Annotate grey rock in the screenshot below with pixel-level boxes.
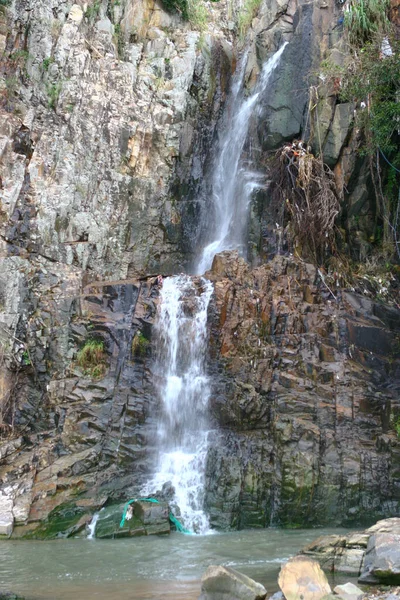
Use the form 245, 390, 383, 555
199, 565, 267, 600
359, 533, 400, 584
333, 583, 364, 600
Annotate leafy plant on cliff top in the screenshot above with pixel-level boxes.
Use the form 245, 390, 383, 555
161, 0, 189, 20
339, 37, 400, 257
344, 0, 390, 46
238, 0, 262, 39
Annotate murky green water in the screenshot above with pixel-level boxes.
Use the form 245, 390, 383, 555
0, 529, 357, 599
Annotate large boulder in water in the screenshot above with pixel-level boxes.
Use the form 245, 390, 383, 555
94, 501, 170, 538
278, 556, 331, 600
359, 520, 400, 584
198, 565, 267, 600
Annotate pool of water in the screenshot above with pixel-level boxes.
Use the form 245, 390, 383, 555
0, 528, 358, 599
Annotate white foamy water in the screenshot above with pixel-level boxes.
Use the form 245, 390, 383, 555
196, 42, 288, 274
143, 275, 213, 534
87, 513, 99, 540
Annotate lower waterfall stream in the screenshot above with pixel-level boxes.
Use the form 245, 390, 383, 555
142, 275, 213, 533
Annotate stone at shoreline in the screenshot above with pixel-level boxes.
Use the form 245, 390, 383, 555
278, 556, 331, 600
301, 518, 400, 578
94, 501, 170, 539
0, 593, 25, 599
199, 565, 267, 600
0, 495, 14, 538
333, 583, 364, 600
359, 533, 400, 584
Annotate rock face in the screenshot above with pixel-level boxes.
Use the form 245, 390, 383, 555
199, 565, 267, 600
0, 0, 399, 539
204, 253, 400, 529
278, 556, 331, 600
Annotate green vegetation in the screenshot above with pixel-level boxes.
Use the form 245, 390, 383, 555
393, 416, 400, 439
77, 339, 107, 378
161, 0, 189, 20
10, 49, 30, 67
131, 331, 149, 358
340, 39, 400, 155
0, 0, 12, 6
42, 56, 54, 72
47, 81, 62, 109
238, 0, 262, 39
340, 36, 400, 257
344, 0, 390, 46
160, 0, 218, 25
4, 75, 18, 97
113, 23, 125, 59
188, 0, 208, 31
21, 350, 31, 366
85, 1, 101, 20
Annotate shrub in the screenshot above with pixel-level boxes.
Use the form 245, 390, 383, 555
340, 38, 400, 155
238, 0, 262, 39
42, 57, 54, 72
344, 0, 390, 46
131, 332, 149, 358
161, 0, 189, 20
47, 81, 62, 109
85, 1, 101, 20
77, 339, 107, 378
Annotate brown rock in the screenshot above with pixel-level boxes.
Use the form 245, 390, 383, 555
278, 556, 331, 600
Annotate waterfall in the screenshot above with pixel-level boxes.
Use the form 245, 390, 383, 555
143, 44, 288, 534
143, 275, 213, 534
196, 42, 288, 274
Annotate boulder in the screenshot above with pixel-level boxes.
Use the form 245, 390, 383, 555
359, 533, 400, 584
333, 583, 364, 600
278, 556, 331, 600
199, 565, 267, 600
94, 501, 170, 539
0, 495, 14, 538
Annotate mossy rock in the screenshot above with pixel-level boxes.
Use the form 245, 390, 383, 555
94, 501, 171, 538
95, 504, 146, 539
22, 502, 88, 540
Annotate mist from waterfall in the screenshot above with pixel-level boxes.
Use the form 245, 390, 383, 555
196, 42, 288, 274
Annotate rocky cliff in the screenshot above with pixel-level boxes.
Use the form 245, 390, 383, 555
0, 0, 399, 538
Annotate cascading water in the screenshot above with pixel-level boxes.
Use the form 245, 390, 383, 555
143, 275, 213, 533
197, 42, 288, 275
144, 44, 288, 534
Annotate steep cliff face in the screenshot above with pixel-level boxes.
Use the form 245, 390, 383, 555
0, 0, 399, 539
205, 251, 400, 529
0, 0, 236, 537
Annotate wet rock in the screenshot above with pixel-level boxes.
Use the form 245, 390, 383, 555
205, 253, 400, 529
0, 495, 14, 538
95, 501, 170, 539
278, 556, 331, 600
301, 519, 400, 579
359, 533, 400, 584
333, 583, 364, 600
199, 565, 267, 600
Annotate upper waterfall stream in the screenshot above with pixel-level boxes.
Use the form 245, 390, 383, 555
196, 42, 288, 274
